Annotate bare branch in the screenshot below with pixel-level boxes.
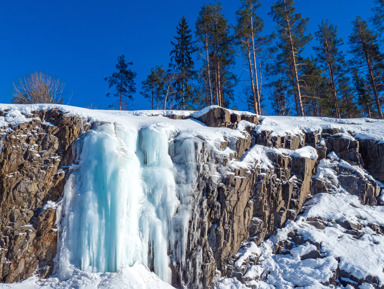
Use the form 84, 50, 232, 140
12, 72, 64, 104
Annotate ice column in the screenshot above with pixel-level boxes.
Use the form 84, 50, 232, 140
57, 123, 181, 283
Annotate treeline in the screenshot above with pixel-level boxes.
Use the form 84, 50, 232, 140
105, 0, 384, 119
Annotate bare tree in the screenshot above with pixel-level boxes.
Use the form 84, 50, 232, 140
12, 72, 64, 104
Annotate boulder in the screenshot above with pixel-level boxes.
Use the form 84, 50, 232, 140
195, 107, 258, 128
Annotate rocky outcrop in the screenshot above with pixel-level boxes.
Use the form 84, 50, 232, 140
170, 135, 317, 288
252, 130, 305, 150
195, 106, 258, 129
0, 109, 88, 282
359, 139, 384, 183
176, 107, 383, 289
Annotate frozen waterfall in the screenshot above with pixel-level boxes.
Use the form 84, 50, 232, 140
56, 122, 198, 284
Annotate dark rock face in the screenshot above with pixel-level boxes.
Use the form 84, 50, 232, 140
182, 107, 384, 289
359, 139, 384, 183
0, 109, 88, 282
195, 106, 258, 128
170, 136, 316, 288
253, 130, 305, 150
338, 172, 381, 206
325, 134, 362, 165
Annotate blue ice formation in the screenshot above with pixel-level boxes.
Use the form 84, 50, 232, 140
56, 122, 199, 283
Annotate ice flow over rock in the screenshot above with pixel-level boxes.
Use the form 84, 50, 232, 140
56, 122, 194, 284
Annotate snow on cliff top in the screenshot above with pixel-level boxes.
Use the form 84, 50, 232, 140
0, 104, 383, 143
257, 115, 384, 143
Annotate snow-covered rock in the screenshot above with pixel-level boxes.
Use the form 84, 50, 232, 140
0, 105, 382, 289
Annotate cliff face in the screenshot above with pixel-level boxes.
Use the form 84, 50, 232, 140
173, 108, 384, 288
0, 109, 88, 282
0, 106, 383, 289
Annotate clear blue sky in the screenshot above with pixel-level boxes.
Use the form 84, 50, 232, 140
0, 0, 375, 111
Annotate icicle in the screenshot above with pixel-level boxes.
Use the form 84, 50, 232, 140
57, 122, 199, 284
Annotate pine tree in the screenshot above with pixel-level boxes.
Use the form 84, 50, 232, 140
314, 20, 344, 118
196, 2, 237, 108
352, 68, 375, 118
300, 57, 329, 116
170, 17, 197, 109
349, 17, 384, 119
196, 4, 215, 106
141, 66, 166, 110
269, 0, 312, 116
235, 0, 272, 114
105, 55, 136, 110
338, 75, 359, 118
372, 0, 384, 35
270, 80, 290, 116
163, 66, 179, 109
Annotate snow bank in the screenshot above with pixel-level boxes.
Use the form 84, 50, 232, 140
0, 264, 174, 289
257, 115, 384, 142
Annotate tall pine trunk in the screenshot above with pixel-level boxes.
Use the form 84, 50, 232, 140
119, 76, 123, 110
326, 62, 341, 118
285, 1, 304, 116
156, 85, 159, 110
246, 40, 258, 114
250, 15, 261, 115
204, 33, 214, 106
291, 74, 300, 115
217, 61, 223, 107
364, 50, 384, 119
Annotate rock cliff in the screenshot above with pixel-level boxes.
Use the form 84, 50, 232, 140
0, 106, 383, 289
0, 109, 88, 282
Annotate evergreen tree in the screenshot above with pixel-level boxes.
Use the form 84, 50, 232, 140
270, 80, 290, 115
313, 20, 358, 118
196, 4, 214, 106
196, 2, 237, 108
300, 57, 328, 116
349, 17, 384, 119
314, 20, 344, 118
352, 68, 375, 118
163, 65, 179, 109
338, 75, 359, 118
372, 0, 384, 35
141, 66, 166, 110
170, 17, 197, 109
235, 0, 272, 114
269, 0, 312, 116
105, 55, 136, 110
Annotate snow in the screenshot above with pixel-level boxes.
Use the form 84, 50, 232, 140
0, 108, 32, 128
291, 146, 318, 160
0, 264, 174, 289
234, 242, 261, 269
333, 132, 356, 141
42, 201, 57, 211
235, 144, 318, 174
191, 105, 257, 119
256, 115, 384, 143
